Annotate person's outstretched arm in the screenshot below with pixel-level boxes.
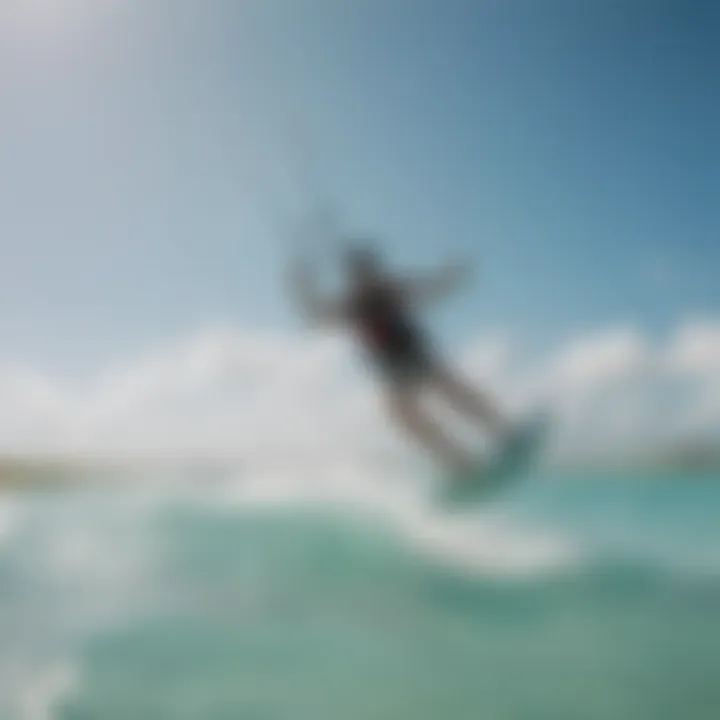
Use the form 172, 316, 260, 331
398, 258, 474, 307
286, 256, 348, 326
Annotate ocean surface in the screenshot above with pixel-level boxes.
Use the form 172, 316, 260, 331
1, 462, 719, 720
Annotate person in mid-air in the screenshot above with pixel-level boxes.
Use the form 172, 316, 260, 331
288, 244, 509, 472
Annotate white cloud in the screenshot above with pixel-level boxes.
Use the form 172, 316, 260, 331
547, 328, 650, 397
666, 320, 720, 377
0, 319, 718, 463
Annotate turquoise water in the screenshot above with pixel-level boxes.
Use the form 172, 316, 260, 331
1, 470, 719, 719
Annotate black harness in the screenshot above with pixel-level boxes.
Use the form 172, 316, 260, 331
350, 281, 424, 362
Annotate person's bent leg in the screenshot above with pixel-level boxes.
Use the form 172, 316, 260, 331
430, 367, 507, 438
386, 385, 470, 470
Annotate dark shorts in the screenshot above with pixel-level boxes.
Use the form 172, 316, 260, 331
374, 345, 438, 389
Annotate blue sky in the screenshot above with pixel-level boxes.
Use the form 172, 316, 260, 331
0, 0, 718, 372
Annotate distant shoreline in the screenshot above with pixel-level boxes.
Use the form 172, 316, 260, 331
0, 455, 717, 493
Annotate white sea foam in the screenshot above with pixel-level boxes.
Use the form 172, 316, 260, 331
17, 660, 79, 720
0, 491, 166, 719
0, 498, 24, 551
194, 452, 580, 579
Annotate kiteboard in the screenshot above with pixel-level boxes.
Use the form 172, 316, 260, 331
438, 412, 550, 506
